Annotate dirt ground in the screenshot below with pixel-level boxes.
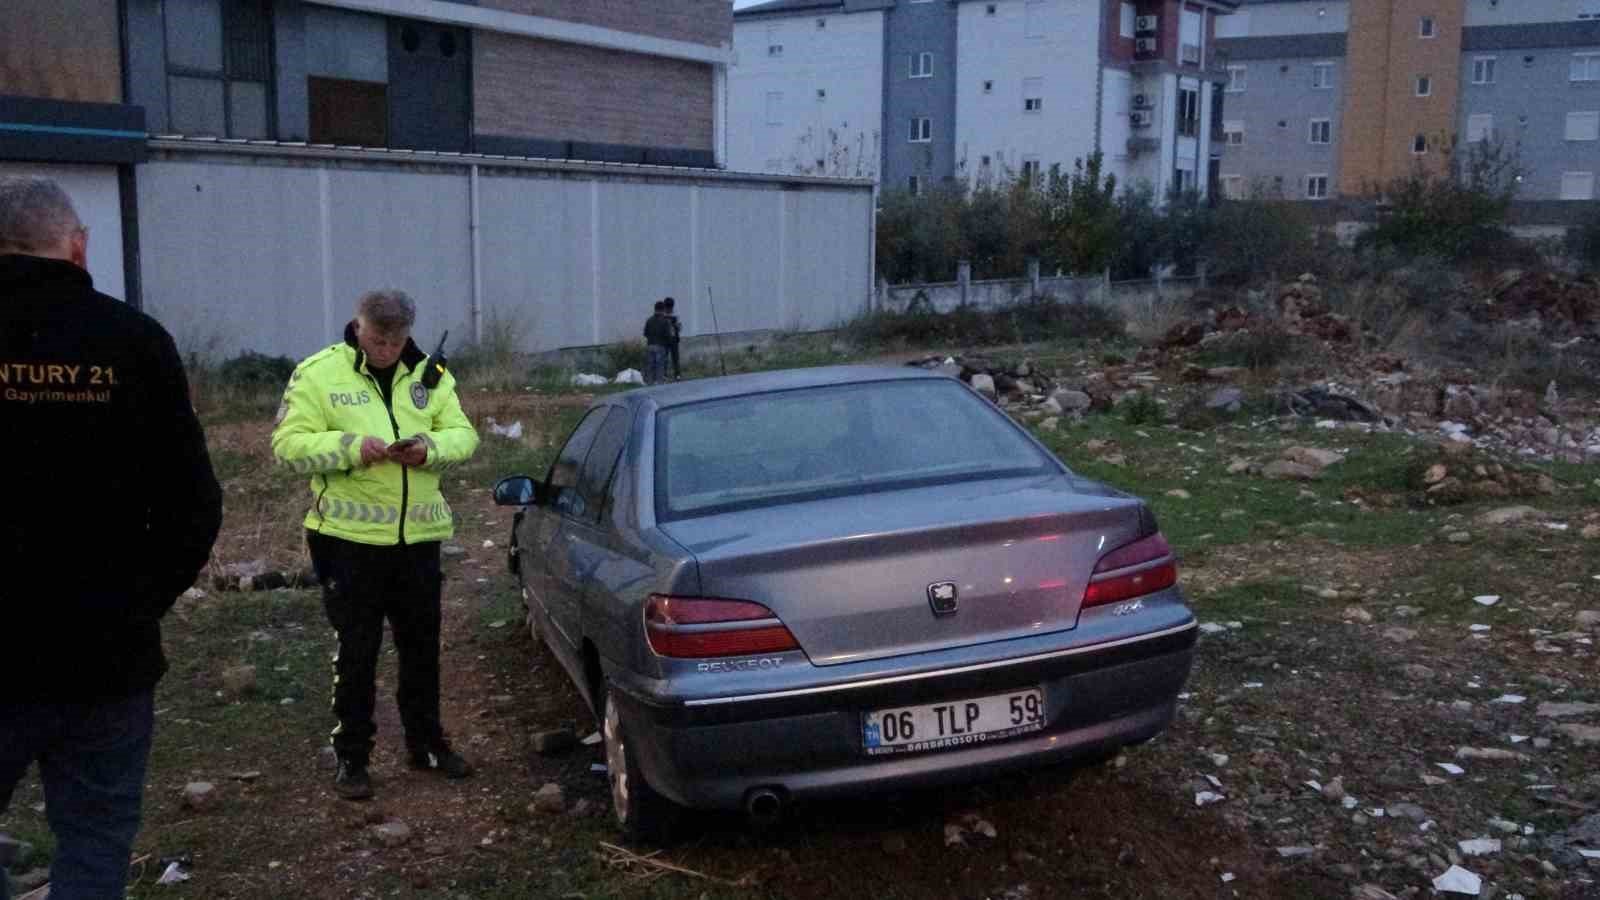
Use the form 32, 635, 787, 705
4, 370, 1599, 900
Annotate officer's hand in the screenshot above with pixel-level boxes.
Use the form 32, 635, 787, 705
360, 437, 389, 465
390, 441, 427, 467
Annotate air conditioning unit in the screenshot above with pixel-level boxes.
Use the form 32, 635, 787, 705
1135, 15, 1159, 33
1131, 110, 1154, 128
1132, 93, 1152, 109
1135, 37, 1158, 56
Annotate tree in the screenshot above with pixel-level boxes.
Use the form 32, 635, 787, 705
1359, 135, 1524, 262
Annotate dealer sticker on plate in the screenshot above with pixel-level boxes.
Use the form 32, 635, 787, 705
863, 688, 1045, 756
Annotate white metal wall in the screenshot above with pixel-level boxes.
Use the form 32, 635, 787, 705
0, 161, 126, 301
135, 147, 874, 359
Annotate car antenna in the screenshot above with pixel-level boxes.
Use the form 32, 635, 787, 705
707, 285, 727, 376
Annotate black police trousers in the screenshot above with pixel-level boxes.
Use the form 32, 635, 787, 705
307, 531, 444, 764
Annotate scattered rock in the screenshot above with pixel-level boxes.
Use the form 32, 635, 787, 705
1206, 387, 1244, 414
1401, 664, 1435, 681
182, 782, 216, 810
1283, 446, 1345, 469
1558, 723, 1600, 746
1321, 777, 1346, 803
1387, 803, 1428, 822
1432, 864, 1482, 895
1382, 627, 1418, 644
1537, 701, 1600, 719
1276, 846, 1315, 859
970, 374, 997, 399
1477, 505, 1539, 526
530, 783, 565, 814
532, 729, 578, 756
1447, 532, 1473, 543
1263, 460, 1321, 481
221, 664, 257, 698
373, 820, 412, 847
1582, 524, 1600, 540
1165, 488, 1192, 500
1344, 607, 1374, 624
1039, 417, 1060, 432
1576, 610, 1600, 630
1100, 453, 1127, 467
1052, 389, 1092, 413
1425, 464, 1449, 485
442, 544, 466, 557
1456, 747, 1529, 763
1458, 838, 1501, 857
1226, 458, 1251, 475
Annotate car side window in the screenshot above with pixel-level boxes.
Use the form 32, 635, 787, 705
547, 409, 607, 521
573, 407, 631, 524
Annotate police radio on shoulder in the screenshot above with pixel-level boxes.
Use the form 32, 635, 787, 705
421, 330, 449, 390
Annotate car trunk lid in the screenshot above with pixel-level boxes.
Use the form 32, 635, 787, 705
658, 475, 1147, 666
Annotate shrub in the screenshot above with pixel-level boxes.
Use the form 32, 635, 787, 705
603, 339, 649, 375
1119, 390, 1162, 425
217, 352, 296, 389
846, 295, 1125, 349
1192, 323, 1306, 371
1358, 137, 1523, 263
1564, 202, 1600, 272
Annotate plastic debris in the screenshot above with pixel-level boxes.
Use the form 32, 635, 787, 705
1220, 873, 1236, 883
1470, 624, 1492, 632
580, 731, 602, 746
613, 369, 644, 385
1199, 622, 1228, 635
1473, 595, 1500, 606
1458, 838, 1501, 857
1342, 796, 1359, 810
156, 860, 192, 885
485, 418, 523, 439
570, 373, 608, 387
589, 763, 608, 774
1436, 763, 1466, 775
1579, 849, 1600, 859
1432, 865, 1482, 895
1493, 694, 1527, 705
1509, 734, 1529, 743
1195, 791, 1226, 807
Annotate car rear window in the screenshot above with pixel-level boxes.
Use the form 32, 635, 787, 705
654, 379, 1056, 521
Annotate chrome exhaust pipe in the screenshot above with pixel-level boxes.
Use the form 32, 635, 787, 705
744, 787, 785, 827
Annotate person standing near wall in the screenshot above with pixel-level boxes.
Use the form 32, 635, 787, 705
0, 175, 223, 899
271, 291, 480, 800
662, 297, 682, 381
643, 300, 672, 385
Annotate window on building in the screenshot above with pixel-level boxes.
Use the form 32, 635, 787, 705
908, 175, 923, 196
1226, 65, 1247, 92
1572, 53, 1600, 82
1562, 171, 1596, 199
1220, 175, 1245, 200
1472, 56, 1497, 84
1121, 2, 1136, 38
765, 92, 783, 125
1223, 120, 1244, 146
816, 88, 827, 101
1313, 62, 1335, 89
1173, 167, 1195, 193
1306, 174, 1329, 199
817, 17, 826, 28
1413, 133, 1428, 154
1581, 1, 1600, 19
986, 3, 998, 15
1023, 77, 1043, 112
1466, 113, 1494, 143
1419, 16, 1435, 38
767, 25, 783, 56
1415, 75, 1432, 96
1025, 0, 1045, 37
1273, 175, 1284, 195
1567, 110, 1600, 141
983, 80, 994, 94
1308, 118, 1332, 144
165, 0, 274, 139
1177, 86, 1200, 138
309, 77, 385, 146
911, 51, 933, 78
1021, 157, 1041, 185
1180, 8, 1202, 65
909, 116, 932, 142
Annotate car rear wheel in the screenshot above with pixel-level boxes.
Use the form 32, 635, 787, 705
601, 682, 676, 843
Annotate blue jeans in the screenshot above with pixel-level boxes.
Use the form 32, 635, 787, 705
0, 690, 154, 900
646, 345, 670, 384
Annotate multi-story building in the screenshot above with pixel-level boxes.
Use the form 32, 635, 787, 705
3, 0, 736, 306
1217, 0, 1600, 202
731, 0, 1239, 200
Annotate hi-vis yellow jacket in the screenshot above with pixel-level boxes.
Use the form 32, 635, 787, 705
271, 324, 479, 546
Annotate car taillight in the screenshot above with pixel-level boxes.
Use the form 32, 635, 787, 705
1082, 533, 1177, 609
644, 594, 800, 658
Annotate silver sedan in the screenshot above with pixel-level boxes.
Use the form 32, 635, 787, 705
494, 366, 1196, 841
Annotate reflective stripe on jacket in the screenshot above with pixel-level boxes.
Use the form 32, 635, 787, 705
270, 325, 479, 546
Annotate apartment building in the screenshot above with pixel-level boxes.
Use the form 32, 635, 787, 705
731, 0, 1239, 200
1216, 0, 1600, 202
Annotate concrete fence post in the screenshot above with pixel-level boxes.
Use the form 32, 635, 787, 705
1198, 259, 1209, 290
877, 276, 889, 313
958, 260, 971, 306
1027, 258, 1040, 297
1102, 267, 1111, 304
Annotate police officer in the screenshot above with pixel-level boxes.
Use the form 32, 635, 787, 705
271, 290, 479, 800
0, 176, 223, 898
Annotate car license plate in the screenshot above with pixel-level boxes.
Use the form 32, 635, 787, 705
863, 688, 1045, 756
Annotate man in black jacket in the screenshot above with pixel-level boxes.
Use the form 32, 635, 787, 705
0, 176, 222, 900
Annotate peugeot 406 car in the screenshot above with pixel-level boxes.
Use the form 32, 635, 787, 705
492, 366, 1196, 840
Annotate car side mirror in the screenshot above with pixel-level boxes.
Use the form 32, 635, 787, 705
493, 475, 542, 507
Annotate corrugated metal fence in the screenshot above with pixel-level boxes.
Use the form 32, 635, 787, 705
135, 139, 876, 359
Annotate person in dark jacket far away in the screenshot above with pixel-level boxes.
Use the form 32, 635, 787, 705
662, 296, 682, 380
643, 300, 673, 385
0, 175, 223, 900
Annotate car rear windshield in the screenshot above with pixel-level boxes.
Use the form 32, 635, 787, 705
654, 379, 1057, 521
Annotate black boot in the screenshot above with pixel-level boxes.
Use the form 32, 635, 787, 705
408, 741, 473, 779
334, 758, 374, 800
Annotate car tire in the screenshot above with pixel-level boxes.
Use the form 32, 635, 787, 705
601, 681, 677, 844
